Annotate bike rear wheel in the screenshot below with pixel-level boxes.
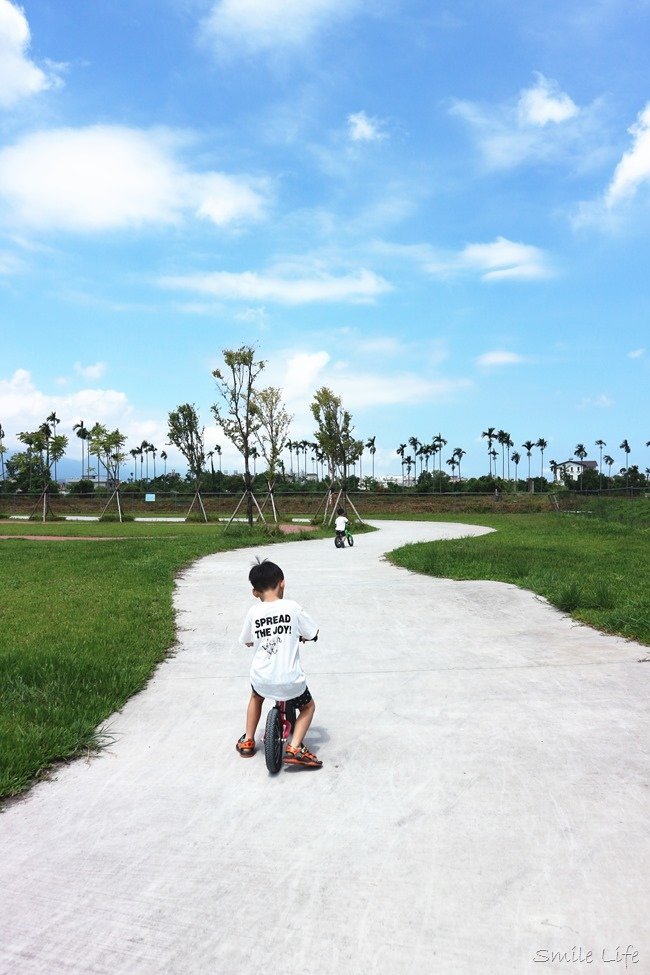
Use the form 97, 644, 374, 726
264, 705, 283, 774
334, 534, 344, 548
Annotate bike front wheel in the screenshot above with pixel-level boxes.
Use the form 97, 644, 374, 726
264, 705, 283, 774
347, 534, 354, 546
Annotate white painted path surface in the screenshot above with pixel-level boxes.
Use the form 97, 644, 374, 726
1, 520, 648, 974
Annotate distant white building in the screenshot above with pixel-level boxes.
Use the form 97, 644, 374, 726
554, 459, 598, 482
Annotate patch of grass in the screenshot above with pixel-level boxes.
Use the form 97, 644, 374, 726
386, 511, 649, 647
0, 521, 328, 800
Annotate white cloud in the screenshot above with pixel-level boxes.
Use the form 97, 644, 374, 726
0, 367, 190, 471
375, 235, 552, 281
74, 361, 107, 381
450, 73, 584, 169
200, 0, 361, 55
475, 350, 527, 368
517, 73, 579, 127
0, 0, 62, 108
604, 102, 650, 207
159, 267, 392, 304
0, 126, 269, 232
577, 393, 614, 410
347, 111, 386, 143
427, 236, 553, 282
263, 349, 472, 437
627, 348, 646, 359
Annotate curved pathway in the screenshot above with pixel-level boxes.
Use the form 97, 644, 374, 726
1, 521, 648, 974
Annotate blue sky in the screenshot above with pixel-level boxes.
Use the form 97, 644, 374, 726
1, 0, 648, 478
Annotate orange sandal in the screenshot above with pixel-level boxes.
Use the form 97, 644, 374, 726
236, 734, 255, 756
284, 744, 322, 768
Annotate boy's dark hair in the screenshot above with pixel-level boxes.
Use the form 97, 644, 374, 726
249, 559, 284, 592
337, 507, 345, 515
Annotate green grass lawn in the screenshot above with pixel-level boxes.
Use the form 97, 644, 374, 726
0, 521, 323, 800
386, 508, 649, 647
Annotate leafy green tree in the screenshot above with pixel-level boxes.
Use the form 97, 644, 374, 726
88, 425, 127, 486
311, 387, 363, 486
211, 345, 265, 525
168, 404, 206, 488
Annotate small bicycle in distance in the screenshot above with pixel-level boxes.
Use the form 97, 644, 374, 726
334, 524, 354, 548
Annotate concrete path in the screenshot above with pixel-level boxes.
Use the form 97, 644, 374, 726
1, 520, 648, 974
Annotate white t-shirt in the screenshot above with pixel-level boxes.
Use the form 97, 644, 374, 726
239, 597, 318, 700
335, 515, 348, 532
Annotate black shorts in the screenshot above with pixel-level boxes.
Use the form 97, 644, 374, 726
251, 684, 312, 709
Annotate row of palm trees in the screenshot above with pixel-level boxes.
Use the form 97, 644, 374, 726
394, 432, 647, 486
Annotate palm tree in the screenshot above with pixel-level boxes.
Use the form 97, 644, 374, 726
482, 427, 497, 476
574, 443, 587, 491
603, 454, 614, 482
595, 439, 606, 490
130, 447, 140, 482
396, 443, 406, 483
160, 449, 168, 480
0, 423, 5, 481
453, 447, 466, 484
446, 455, 457, 483
536, 438, 548, 480
433, 433, 447, 491
549, 459, 558, 483
506, 434, 514, 481
511, 450, 521, 490
408, 436, 420, 475
215, 443, 222, 473
148, 443, 157, 481
522, 440, 535, 483
497, 430, 509, 479
47, 411, 61, 483
365, 436, 376, 481
403, 454, 414, 484
619, 439, 631, 491
73, 420, 89, 480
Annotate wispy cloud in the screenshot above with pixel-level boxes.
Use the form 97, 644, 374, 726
0, 0, 63, 108
577, 393, 614, 410
380, 236, 553, 282
627, 347, 646, 359
159, 266, 392, 305
347, 110, 387, 143
0, 126, 269, 232
475, 350, 527, 368
573, 102, 650, 228
450, 72, 585, 169
604, 102, 650, 206
200, 0, 362, 56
